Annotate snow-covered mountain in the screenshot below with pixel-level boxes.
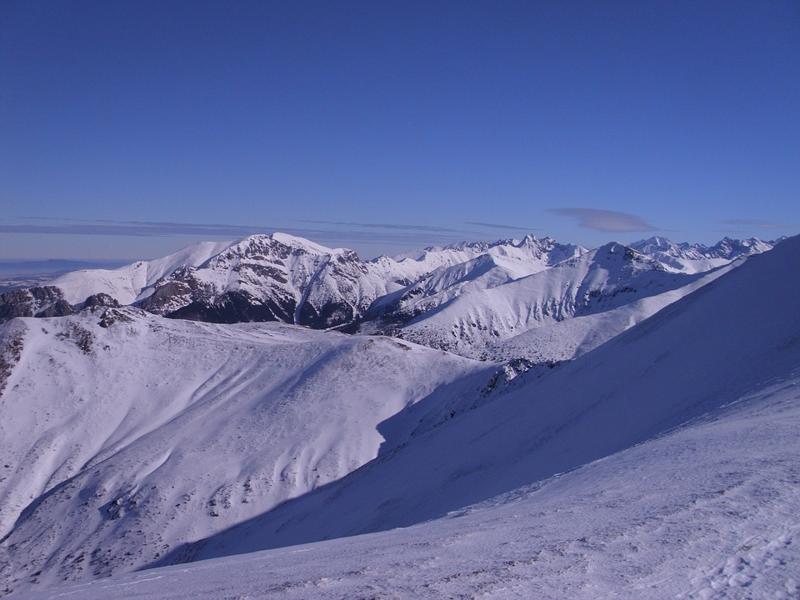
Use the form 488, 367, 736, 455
0, 307, 488, 591
367, 236, 585, 320
155, 234, 800, 588
631, 235, 772, 273
136, 233, 390, 327
50, 241, 234, 305
7, 234, 797, 599
0, 232, 774, 369
1, 234, 770, 341
368, 242, 739, 362
373, 235, 586, 286
41, 234, 586, 329
0, 286, 74, 322
20, 375, 798, 600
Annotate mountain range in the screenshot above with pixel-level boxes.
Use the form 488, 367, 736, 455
1, 231, 796, 598
0, 233, 774, 364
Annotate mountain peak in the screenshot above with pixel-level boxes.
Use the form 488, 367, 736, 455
269, 232, 334, 252
229, 232, 337, 255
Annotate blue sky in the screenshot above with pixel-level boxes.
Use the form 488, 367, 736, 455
1, 0, 798, 259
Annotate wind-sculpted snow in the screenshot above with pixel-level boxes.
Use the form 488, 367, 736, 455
0, 310, 487, 592
170, 235, 800, 567
0, 232, 790, 598
14, 377, 800, 599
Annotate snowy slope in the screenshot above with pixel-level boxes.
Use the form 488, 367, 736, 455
173, 235, 800, 564
0, 309, 487, 593
631, 235, 772, 274
379, 242, 736, 361
1, 236, 796, 598
367, 240, 583, 323
371, 235, 585, 286
146, 234, 585, 328
15, 376, 800, 599
32, 234, 769, 340
12, 234, 799, 600
49, 241, 234, 305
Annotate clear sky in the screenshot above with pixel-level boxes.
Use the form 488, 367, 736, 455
1, 0, 798, 260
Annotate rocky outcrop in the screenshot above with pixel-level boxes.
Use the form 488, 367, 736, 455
0, 286, 74, 323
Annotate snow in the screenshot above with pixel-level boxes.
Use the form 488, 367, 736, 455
38, 233, 771, 346
49, 241, 234, 305
1, 233, 795, 598
630, 236, 772, 274
373, 235, 586, 287
12, 358, 800, 599
382, 242, 740, 362
168, 236, 799, 568
0, 310, 487, 592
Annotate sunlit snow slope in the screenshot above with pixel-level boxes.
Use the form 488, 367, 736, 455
12, 235, 799, 600
0, 310, 487, 593
17, 376, 800, 599
49, 241, 234, 305
174, 236, 800, 567
380, 242, 739, 361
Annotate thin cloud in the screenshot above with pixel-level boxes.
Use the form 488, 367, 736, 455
0, 217, 485, 258
464, 221, 539, 231
0, 222, 267, 238
297, 220, 467, 234
548, 208, 658, 233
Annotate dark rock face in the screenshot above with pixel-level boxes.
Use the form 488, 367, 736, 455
97, 308, 135, 328
0, 329, 24, 397
82, 294, 121, 309
0, 287, 74, 322
138, 279, 198, 315
165, 291, 295, 324
297, 300, 356, 330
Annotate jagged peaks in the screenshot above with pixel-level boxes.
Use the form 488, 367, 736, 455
631, 235, 772, 259
515, 233, 555, 246
709, 236, 772, 258
11, 230, 777, 332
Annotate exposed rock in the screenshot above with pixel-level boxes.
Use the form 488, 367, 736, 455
82, 294, 121, 309
0, 287, 74, 323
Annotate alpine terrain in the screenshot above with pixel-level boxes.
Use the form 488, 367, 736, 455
0, 231, 795, 600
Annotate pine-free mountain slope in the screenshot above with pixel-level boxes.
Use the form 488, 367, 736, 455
0, 235, 794, 598
44, 234, 582, 329
50, 241, 234, 305
380, 242, 738, 361
182, 235, 800, 563
16, 375, 799, 599
482, 260, 736, 364
366, 237, 585, 324
374, 234, 585, 286
630, 235, 773, 273
3, 234, 769, 344
0, 311, 487, 592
